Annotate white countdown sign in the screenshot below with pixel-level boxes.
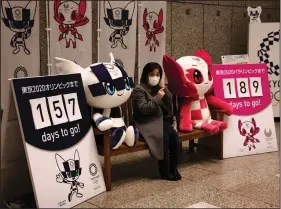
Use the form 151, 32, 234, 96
1, 74, 106, 208
213, 64, 278, 158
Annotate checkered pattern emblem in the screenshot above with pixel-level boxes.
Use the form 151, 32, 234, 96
14, 66, 28, 78
257, 30, 280, 76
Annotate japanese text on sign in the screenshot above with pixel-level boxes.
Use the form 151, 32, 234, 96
216, 68, 265, 76
21, 81, 79, 94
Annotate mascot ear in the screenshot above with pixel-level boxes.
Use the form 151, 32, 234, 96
194, 49, 213, 69
251, 118, 256, 127
238, 120, 242, 130
55, 57, 84, 75
162, 54, 196, 97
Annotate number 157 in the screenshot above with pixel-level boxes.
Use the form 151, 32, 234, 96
29, 93, 82, 130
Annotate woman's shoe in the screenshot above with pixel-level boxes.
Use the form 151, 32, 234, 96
170, 167, 182, 180
160, 174, 178, 181
175, 169, 182, 180
158, 160, 178, 181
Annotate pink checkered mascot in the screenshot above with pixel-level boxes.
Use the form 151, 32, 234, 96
163, 49, 233, 134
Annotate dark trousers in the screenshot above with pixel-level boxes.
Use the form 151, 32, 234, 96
160, 119, 181, 172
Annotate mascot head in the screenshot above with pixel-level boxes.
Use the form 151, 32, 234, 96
55, 53, 133, 109
163, 49, 213, 98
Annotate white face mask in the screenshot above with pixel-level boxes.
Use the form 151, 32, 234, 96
148, 76, 160, 86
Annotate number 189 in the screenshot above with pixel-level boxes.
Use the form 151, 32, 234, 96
222, 77, 263, 99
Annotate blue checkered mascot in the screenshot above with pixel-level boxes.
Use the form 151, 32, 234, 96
55, 53, 139, 149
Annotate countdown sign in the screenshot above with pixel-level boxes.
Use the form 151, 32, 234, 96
3, 74, 105, 208
212, 64, 278, 158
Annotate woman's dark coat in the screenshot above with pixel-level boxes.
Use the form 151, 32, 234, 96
132, 83, 173, 160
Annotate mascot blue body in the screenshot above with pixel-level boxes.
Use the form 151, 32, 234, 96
55, 53, 139, 149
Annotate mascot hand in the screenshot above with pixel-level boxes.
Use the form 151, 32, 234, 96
79, 182, 84, 188
93, 113, 114, 131
179, 119, 195, 132
56, 174, 63, 183
225, 105, 233, 116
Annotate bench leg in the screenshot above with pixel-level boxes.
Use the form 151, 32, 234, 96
219, 132, 223, 160
104, 134, 112, 191
189, 140, 195, 153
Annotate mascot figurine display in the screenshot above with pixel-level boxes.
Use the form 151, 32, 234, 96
55, 53, 139, 149
162, 49, 233, 134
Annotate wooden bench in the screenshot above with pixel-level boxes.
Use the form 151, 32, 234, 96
95, 96, 225, 191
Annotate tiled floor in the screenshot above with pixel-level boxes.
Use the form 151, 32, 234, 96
76, 123, 280, 208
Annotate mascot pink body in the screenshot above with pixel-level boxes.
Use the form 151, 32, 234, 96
163, 49, 233, 134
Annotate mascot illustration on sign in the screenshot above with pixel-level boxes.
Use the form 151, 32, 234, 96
238, 118, 260, 151
103, 1, 135, 49
163, 49, 233, 134
1, 0, 37, 55
55, 53, 139, 149
53, 0, 89, 48
247, 6, 262, 23
143, 8, 164, 52
55, 149, 84, 202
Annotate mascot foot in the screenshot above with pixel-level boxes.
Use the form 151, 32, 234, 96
201, 123, 219, 134
111, 127, 126, 149
76, 193, 83, 198
95, 117, 114, 131
210, 120, 228, 131
124, 126, 139, 147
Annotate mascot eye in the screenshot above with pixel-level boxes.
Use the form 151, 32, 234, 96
250, 127, 253, 133
105, 83, 116, 95
193, 70, 203, 84
242, 129, 246, 134
125, 78, 131, 90
23, 21, 28, 28
71, 10, 77, 20
153, 20, 158, 28
208, 70, 212, 81
10, 21, 16, 28
185, 68, 203, 84
59, 13, 65, 22
110, 19, 115, 26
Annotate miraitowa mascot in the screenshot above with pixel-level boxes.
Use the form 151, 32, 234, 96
162, 49, 233, 134
55, 53, 139, 149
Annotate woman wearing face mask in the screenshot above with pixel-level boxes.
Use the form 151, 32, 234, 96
132, 62, 182, 181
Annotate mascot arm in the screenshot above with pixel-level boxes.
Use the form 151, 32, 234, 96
59, 25, 68, 33
179, 98, 196, 131
132, 87, 163, 115
206, 95, 233, 116
92, 110, 114, 131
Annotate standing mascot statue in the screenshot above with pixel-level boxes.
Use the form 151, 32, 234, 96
163, 49, 233, 134
55, 53, 139, 149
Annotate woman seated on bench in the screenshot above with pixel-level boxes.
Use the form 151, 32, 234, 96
132, 62, 182, 181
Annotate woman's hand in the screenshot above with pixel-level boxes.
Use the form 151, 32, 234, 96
159, 79, 165, 88
157, 88, 166, 99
